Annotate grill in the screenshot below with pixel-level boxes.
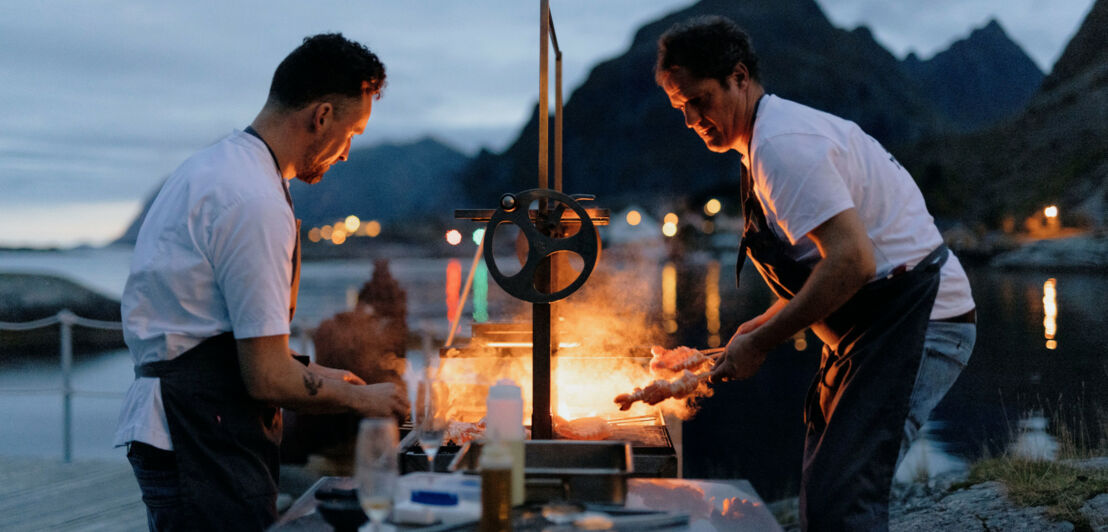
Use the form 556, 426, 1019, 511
400, 0, 677, 482
401, 323, 678, 478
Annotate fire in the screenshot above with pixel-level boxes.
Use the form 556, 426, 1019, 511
432, 257, 714, 430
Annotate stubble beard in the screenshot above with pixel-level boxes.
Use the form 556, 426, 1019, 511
295, 136, 329, 185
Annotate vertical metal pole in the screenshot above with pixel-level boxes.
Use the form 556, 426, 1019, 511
59, 310, 74, 463
532, 302, 552, 439
554, 45, 563, 193
538, 0, 549, 190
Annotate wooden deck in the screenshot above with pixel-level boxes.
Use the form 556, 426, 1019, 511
0, 456, 146, 531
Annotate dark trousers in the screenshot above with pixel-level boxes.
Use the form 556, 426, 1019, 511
127, 442, 188, 532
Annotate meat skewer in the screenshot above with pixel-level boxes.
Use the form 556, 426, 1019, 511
613, 370, 711, 411
649, 345, 723, 375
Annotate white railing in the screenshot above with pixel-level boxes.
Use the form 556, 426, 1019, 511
0, 310, 124, 462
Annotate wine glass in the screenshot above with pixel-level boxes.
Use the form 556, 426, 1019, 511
414, 372, 447, 474
355, 417, 399, 531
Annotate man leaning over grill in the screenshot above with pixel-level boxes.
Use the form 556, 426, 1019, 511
654, 16, 976, 531
114, 34, 409, 531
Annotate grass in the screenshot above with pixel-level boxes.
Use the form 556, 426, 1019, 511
963, 457, 1108, 531
955, 400, 1108, 531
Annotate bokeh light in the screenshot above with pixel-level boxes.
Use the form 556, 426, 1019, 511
308, 227, 321, 243
662, 221, 678, 237
704, 198, 721, 216
344, 215, 360, 233
331, 228, 347, 245
320, 225, 333, 240
625, 210, 642, 226
1044, 205, 1058, 219
365, 220, 381, 237
663, 212, 678, 225
472, 227, 485, 245
446, 229, 463, 246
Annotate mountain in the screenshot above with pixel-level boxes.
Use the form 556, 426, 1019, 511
116, 0, 1047, 239
114, 137, 471, 245
1042, 0, 1108, 91
456, 0, 1037, 211
288, 137, 470, 230
900, 0, 1108, 226
901, 19, 1043, 131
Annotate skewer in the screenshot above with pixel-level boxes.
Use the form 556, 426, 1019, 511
613, 370, 715, 411
606, 414, 658, 426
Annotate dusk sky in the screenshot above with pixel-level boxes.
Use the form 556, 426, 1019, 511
0, 0, 1096, 248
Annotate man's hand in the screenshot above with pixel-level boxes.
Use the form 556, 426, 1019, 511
710, 333, 768, 383
351, 382, 409, 419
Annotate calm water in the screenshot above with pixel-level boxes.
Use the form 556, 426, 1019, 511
1, 247, 1105, 502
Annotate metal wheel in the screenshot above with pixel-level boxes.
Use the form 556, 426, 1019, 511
482, 189, 599, 303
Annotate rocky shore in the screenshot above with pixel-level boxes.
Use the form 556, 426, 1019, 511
0, 272, 125, 357
989, 233, 1108, 271
771, 458, 1108, 531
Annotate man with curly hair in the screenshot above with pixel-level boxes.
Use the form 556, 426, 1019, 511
115, 33, 409, 531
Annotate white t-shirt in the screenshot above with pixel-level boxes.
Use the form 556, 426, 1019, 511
114, 131, 297, 451
738, 95, 974, 320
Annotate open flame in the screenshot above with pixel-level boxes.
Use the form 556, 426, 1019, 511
433, 259, 714, 431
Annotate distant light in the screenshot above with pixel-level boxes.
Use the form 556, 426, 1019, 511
308, 227, 321, 243
320, 225, 333, 240
365, 220, 381, 238
1046, 340, 1057, 350
626, 210, 642, 226
472, 227, 485, 245
331, 228, 347, 245
1044, 206, 1058, 219
704, 198, 722, 216
662, 221, 678, 237
663, 212, 679, 225
446, 229, 462, 246
344, 215, 360, 233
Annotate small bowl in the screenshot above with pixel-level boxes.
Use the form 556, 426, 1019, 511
315, 489, 367, 532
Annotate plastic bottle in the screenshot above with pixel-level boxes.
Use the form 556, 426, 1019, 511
485, 379, 525, 505
479, 440, 513, 532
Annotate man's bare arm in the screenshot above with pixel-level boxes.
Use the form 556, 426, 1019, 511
236, 334, 407, 418
713, 208, 874, 380
744, 208, 875, 351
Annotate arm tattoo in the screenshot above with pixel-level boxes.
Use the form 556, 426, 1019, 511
302, 371, 323, 396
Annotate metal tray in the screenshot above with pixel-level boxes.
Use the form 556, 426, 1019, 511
448, 440, 633, 505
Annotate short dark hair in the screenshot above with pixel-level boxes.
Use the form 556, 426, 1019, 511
655, 16, 760, 87
268, 33, 386, 110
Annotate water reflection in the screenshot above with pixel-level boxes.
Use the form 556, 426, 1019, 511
473, 261, 489, 323
705, 260, 721, 347
1043, 278, 1058, 350
446, 259, 461, 321
662, 262, 677, 334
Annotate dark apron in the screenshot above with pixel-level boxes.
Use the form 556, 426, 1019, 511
736, 148, 946, 531
136, 220, 301, 531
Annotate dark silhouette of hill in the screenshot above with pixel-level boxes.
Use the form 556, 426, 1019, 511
456, 0, 1038, 212
288, 137, 470, 230
900, 0, 1108, 227
901, 19, 1043, 131
114, 137, 471, 245
1042, 0, 1108, 91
